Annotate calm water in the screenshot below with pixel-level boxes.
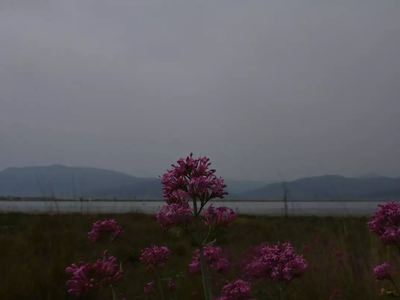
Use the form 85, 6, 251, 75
0, 200, 387, 215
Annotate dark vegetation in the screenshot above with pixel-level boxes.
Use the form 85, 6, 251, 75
0, 213, 397, 300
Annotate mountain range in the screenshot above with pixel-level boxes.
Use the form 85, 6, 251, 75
0, 165, 266, 199
239, 175, 400, 200
0, 165, 398, 200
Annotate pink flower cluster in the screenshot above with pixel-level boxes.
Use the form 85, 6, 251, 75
161, 153, 227, 203
66, 262, 96, 297
368, 202, 400, 245
202, 205, 237, 228
140, 245, 171, 271
157, 154, 232, 232
66, 250, 123, 297
189, 246, 229, 275
374, 262, 395, 281
88, 218, 123, 243
157, 202, 193, 230
245, 242, 307, 282
217, 279, 256, 300
144, 282, 155, 296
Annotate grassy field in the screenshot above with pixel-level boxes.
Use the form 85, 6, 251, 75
0, 212, 397, 300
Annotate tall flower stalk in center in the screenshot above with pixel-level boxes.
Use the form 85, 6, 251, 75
157, 153, 235, 300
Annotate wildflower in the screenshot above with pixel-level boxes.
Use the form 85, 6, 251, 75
245, 242, 307, 282
374, 262, 394, 281
66, 251, 123, 297
217, 279, 256, 300
144, 282, 155, 296
161, 154, 228, 205
156, 202, 193, 230
189, 247, 229, 275
88, 218, 123, 243
66, 262, 97, 297
168, 279, 177, 291
368, 202, 400, 245
92, 250, 124, 286
165, 190, 189, 205
140, 245, 171, 271
202, 205, 237, 228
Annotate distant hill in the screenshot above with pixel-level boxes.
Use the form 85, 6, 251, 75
239, 175, 400, 200
0, 165, 151, 198
224, 179, 267, 195
0, 165, 266, 199
1, 165, 398, 200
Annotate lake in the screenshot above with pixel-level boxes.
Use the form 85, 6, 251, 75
0, 200, 388, 215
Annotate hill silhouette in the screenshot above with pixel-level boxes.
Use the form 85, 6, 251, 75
0, 165, 265, 199
239, 175, 400, 200
0, 165, 149, 198
0, 165, 398, 200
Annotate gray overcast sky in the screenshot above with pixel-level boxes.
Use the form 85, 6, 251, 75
0, 1, 399, 181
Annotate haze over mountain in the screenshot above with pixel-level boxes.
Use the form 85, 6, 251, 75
0, 165, 266, 199
0, 165, 398, 200
239, 175, 400, 201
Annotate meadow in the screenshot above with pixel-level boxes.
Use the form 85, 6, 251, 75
0, 212, 396, 300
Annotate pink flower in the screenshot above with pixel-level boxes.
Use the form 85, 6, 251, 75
374, 262, 394, 281
189, 247, 229, 275
156, 202, 193, 230
368, 202, 400, 245
202, 205, 237, 228
168, 279, 177, 291
66, 262, 97, 297
92, 250, 124, 286
161, 154, 228, 204
245, 242, 307, 282
217, 279, 256, 300
144, 282, 155, 296
66, 251, 123, 297
88, 219, 123, 243
140, 245, 171, 271
165, 190, 189, 205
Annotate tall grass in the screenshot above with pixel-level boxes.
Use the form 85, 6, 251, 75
0, 213, 395, 300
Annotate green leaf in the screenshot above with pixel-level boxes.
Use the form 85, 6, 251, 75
381, 289, 400, 297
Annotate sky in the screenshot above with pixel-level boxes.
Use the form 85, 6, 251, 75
0, 1, 399, 181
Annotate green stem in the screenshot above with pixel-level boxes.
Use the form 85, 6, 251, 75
156, 272, 165, 300
193, 197, 212, 300
396, 244, 400, 259
110, 285, 118, 300
277, 283, 285, 300
390, 279, 400, 296
202, 230, 211, 246
199, 245, 212, 300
